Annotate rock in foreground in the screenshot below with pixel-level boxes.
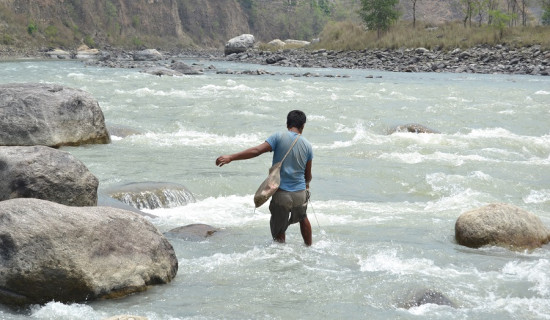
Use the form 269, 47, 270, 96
455, 203, 550, 251
0, 83, 110, 147
0, 198, 178, 306
0, 146, 99, 206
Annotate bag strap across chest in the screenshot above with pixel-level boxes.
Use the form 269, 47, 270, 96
280, 134, 300, 164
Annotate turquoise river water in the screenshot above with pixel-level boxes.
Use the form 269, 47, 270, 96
0, 59, 549, 320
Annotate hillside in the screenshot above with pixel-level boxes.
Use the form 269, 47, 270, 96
0, 0, 545, 52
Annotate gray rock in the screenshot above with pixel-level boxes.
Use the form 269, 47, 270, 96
106, 181, 196, 210
0, 198, 178, 306
0, 83, 110, 147
455, 203, 550, 250
97, 194, 156, 218
400, 288, 455, 309
106, 123, 142, 138
45, 48, 71, 59
224, 34, 255, 55
141, 67, 183, 77
0, 146, 98, 206
389, 123, 439, 134
133, 49, 163, 61
170, 61, 203, 75
165, 224, 219, 241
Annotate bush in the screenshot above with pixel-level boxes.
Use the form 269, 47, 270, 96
84, 35, 95, 48
44, 25, 58, 39
542, 7, 550, 26
27, 22, 37, 35
1, 33, 15, 45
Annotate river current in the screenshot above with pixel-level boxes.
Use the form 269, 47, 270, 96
1, 59, 549, 320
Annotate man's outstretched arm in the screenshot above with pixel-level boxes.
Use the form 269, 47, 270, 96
216, 141, 272, 167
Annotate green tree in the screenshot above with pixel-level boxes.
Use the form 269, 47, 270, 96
489, 9, 515, 39
359, 0, 399, 38
542, 0, 550, 25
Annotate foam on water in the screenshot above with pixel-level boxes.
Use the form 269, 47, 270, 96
523, 189, 550, 204
30, 302, 101, 320
127, 128, 260, 147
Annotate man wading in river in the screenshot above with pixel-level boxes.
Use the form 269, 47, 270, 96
215, 110, 314, 246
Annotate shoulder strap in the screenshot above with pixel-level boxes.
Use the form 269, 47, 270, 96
280, 134, 300, 163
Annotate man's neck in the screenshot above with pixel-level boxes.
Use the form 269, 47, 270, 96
288, 127, 302, 134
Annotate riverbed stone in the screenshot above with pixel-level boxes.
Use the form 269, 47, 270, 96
399, 288, 455, 309
106, 181, 196, 210
133, 49, 163, 61
0, 83, 110, 147
0, 198, 178, 306
170, 61, 203, 75
389, 123, 439, 134
0, 146, 98, 206
165, 224, 219, 241
455, 203, 550, 251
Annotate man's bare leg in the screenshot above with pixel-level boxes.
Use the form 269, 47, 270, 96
300, 217, 312, 246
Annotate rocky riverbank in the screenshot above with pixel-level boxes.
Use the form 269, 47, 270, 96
2, 44, 549, 76
226, 44, 550, 76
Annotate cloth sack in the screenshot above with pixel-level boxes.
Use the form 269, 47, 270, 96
253, 161, 282, 208
253, 134, 300, 208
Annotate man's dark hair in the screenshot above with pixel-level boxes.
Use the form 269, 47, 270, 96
287, 110, 307, 129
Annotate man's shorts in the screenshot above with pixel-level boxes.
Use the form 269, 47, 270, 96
269, 189, 308, 239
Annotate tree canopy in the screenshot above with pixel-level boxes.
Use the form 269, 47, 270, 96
358, 0, 400, 38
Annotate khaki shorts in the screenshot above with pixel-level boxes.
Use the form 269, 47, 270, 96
269, 189, 308, 239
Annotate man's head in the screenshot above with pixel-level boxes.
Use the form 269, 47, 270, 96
287, 110, 307, 130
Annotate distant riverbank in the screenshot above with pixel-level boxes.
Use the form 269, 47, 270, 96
1, 44, 549, 76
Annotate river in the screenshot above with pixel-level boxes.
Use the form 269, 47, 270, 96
0, 59, 549, 319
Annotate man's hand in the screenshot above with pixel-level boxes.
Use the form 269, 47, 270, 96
216, 155, 232, 167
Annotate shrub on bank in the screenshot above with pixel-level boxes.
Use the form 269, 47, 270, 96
313, 20, 550, 51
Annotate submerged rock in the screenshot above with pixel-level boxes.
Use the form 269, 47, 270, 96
0, 198, 178, 306
165, 224, 219, 241
399, 288, 455, 309
0, 83, 110, 147
389, 123, 440, 134
141, 67, 183, 77
170, 61, 203, 75
0, 146, 98, 206
455, 203, 550, 251
106, 181, 196, 210
98, 194, 156, 218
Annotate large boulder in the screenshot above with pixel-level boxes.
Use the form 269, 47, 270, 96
106, 182, 196, 210
224, 34, 255, 56
455, 203, 550, 250
0, 146, 98, 206
0, 83, 110, 147
0, 198, 178, 306
45, 48, 71, 59
76, 45, 100, 60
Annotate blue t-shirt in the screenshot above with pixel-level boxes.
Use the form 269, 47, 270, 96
266, 131, 313, 192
